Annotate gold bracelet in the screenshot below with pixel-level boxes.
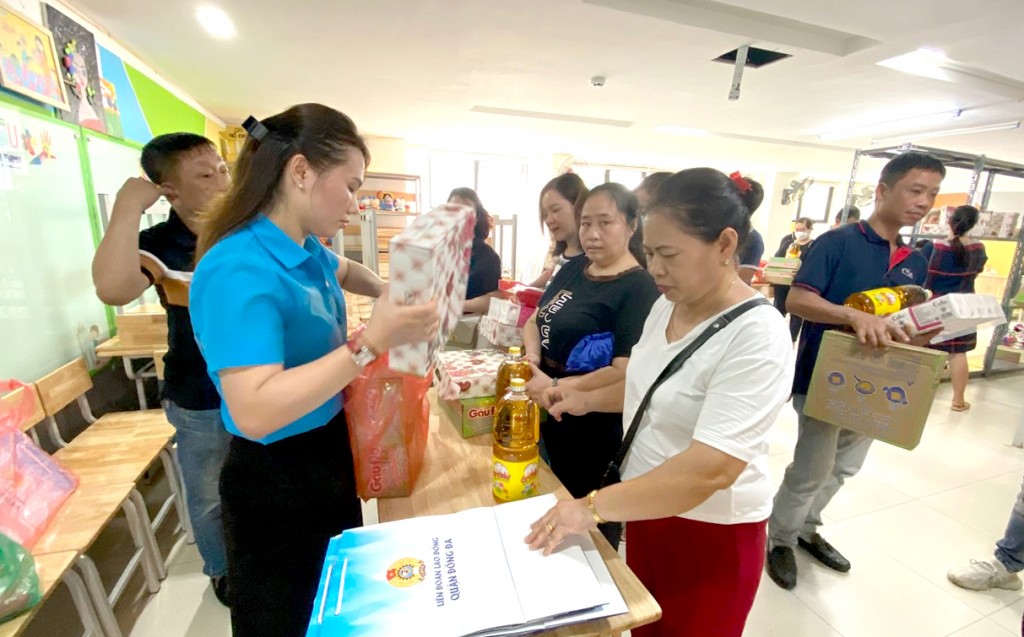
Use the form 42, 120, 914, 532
586, 489, 607, 525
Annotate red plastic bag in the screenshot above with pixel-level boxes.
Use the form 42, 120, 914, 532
0, 380, 78, 549
344, 356, 431, 499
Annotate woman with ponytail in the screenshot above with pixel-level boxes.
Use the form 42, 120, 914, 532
919, 204, 988, 411
189, 104, 439, 636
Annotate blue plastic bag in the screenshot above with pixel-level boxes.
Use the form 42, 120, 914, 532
565, 332, 614, 373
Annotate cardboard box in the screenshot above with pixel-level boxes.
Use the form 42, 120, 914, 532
762, 257, 800, 286
479, 315, 524, 349
436, 348, 505, 400
889, 293, 1006, 344
387, 203, 475, 376
116, 304, 168, 347
487, 298, 535, 328
804, 331, 947, 450
440, 396, 497, 438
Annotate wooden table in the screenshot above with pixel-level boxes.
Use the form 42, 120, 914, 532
95, 336, 164, 409
378, 397, 661, 636
0, 551, 78, 637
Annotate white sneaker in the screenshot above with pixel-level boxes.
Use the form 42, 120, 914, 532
948, 559, 1023, 591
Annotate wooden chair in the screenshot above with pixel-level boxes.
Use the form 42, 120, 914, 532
0, 385, 112, 637
32, 359, 193, 636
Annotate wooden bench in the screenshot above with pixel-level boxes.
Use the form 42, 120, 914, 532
23, 359, 192, 636
0, 386, 106, 637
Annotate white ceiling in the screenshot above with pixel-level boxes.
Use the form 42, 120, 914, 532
70, 0, 1024, 174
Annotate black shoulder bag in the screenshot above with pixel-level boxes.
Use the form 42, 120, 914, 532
598, 297, 770, 548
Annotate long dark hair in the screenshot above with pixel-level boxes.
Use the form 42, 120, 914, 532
648, 168, 758, 250
448, 187, 491, 241
580, 183, 647, 268
539, 173, 588, 257
197, 103, 370, 259
949, 204, 980, 267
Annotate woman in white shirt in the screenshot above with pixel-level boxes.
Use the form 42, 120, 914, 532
526, 168, 794, 637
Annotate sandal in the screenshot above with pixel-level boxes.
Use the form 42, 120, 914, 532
951, 402, 972, 412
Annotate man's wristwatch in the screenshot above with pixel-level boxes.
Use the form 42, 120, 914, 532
346, 324, 379, 368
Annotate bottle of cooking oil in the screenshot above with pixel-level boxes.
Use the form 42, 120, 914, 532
844, 285, 931, 316
495, 346, 531, 402
492, 378, 540, 503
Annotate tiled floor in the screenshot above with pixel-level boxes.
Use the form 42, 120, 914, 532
30, 374, 1024, 637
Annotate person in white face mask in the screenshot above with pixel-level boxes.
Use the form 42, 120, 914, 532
772, 217, 815, 341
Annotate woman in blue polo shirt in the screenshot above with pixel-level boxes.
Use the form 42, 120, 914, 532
190, 103, 438, 637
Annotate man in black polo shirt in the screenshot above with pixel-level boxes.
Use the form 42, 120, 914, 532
766, 152, 946, 590
92, 134, 232, 605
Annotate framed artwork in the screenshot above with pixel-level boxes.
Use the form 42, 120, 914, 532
0, 2, 68, 110
44, 4, 105, 132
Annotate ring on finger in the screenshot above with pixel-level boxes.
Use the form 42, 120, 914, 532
545, 523, 555, 534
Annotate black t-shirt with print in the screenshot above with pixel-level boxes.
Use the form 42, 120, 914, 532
536, 256, 660, 377
138, 211, 220, 411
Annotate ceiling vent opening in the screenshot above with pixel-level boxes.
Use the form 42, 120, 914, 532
713, 47, 791, 68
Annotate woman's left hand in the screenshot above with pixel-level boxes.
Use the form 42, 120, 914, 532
525, 498, 598, 556
525, 362, 553, 407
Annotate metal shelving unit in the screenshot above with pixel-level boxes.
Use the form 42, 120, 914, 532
841, 144, 1024, 377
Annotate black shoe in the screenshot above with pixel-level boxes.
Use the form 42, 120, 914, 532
798, 533, 851, 573
766, 546, 797, 590
212, 576, 230, 607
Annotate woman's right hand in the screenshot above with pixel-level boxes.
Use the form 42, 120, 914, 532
363, 287, 439, 351
545, 386, 592, 421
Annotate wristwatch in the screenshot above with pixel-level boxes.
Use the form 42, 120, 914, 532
346, 324, 379, 368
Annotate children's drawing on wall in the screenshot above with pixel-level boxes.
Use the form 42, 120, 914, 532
44, 4, 105, 133
0, 5, 68, 109
99, 77, 123, 138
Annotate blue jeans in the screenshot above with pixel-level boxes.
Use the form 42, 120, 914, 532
164, 400, 232, 578
995, 475, 1024, 573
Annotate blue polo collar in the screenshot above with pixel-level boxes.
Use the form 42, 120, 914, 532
249, 214, 320, 270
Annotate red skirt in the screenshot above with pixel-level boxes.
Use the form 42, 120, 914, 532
627, 516, 767, 637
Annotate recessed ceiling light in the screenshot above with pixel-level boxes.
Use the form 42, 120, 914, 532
877, 47, 948, 80
196, 4, 236, 40
654, 125, 711, 137
818, 110, 961, 141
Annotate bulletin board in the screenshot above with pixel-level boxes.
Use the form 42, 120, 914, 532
0, 102, 110, 381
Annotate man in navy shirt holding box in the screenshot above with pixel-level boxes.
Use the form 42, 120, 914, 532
766, 152, 946, 590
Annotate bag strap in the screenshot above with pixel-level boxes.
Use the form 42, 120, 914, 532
611, 297, 771, 472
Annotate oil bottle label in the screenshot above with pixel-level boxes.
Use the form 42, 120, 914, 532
864, 288, 899, 315
492, 456, 540, 502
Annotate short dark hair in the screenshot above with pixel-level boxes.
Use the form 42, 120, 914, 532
834, 205, 861, 225
795, 217, 815, 230
880, 151, 946, 188
140, 133, 216, 183
636, 172, 672, 197
648, 168, 757, 246
448, 187, 491, 241
581, 183, 647, 268
540, 173, 588, 257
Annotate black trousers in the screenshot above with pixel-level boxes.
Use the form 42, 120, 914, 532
541, 411, 623, 499
220, 411, 362, 637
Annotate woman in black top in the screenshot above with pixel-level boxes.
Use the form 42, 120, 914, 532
448, 187, 502, 315
773, 216, 815, 341
522, 183, 659, 498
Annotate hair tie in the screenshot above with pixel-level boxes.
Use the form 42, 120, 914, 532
729, 171, 752, 194
242, 115, 269, 142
